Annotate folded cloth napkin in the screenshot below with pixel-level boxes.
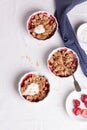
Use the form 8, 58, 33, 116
55, 0, 87, 77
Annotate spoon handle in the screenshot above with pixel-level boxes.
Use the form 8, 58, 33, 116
72, 75, 81, 92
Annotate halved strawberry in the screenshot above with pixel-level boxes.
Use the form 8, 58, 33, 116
81, 109, 87, 118
85, 102, 87, 108
73, 107, 82, 116
73, 99, 80, 107
81, 94, 87, 103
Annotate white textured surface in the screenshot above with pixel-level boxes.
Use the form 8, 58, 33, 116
0, 0, 87, 130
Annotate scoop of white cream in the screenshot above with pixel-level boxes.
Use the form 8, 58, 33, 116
34, 24, 45, 34
23, 83, 39, 95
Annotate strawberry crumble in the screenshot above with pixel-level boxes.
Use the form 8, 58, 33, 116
27, 11, 57, 40
19, 73, 50, 102
48, 47, 78, 77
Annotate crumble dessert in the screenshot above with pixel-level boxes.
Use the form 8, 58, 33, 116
48, 48, 78, 77
19, 73, 50, 102
27, 11, 57, 40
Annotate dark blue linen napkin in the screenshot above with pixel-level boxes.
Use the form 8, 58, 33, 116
55, 0, 87, 77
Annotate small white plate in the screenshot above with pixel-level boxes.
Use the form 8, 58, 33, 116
66, 89, 87, 121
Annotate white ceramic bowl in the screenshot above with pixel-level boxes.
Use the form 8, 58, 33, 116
27, 11, 58, 40
77, 23, 87, 44
18, 71, 50, 102
47, 47, 79, 78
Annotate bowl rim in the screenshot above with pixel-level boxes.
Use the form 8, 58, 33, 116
18, 71, 50, 103
47, 47, 79, 78
26, 10, 58, 41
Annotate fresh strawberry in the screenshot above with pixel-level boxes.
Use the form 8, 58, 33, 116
73, 107, 82, 116
81, 109, 87, 118
84, 102, 87, 108
81, 94, 87, 103
73, 99, 80, 107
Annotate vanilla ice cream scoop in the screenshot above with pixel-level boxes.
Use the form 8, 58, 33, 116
23, 83, 39, 96
34, 24, 45, 34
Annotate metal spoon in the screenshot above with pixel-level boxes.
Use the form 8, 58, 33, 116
72, 75, 81, 92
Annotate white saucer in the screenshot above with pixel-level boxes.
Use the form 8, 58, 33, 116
65, 89, 87, 121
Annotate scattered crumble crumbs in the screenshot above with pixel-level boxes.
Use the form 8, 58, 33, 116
36, 61, 41, 67
25, 43, 30, 48
21, 55, 41, 68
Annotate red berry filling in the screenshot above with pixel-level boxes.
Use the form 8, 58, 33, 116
21, 74, 32, 88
